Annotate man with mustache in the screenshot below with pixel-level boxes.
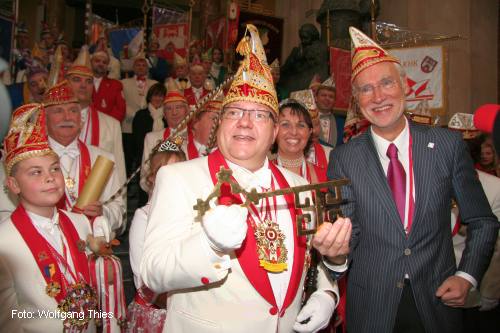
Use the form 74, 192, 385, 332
43, 80, 124, 231
141, 24, 338, 333
67, 46, 126, 188
313, 27, 498, 333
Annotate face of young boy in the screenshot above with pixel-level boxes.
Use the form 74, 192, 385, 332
7, 154, 65, 213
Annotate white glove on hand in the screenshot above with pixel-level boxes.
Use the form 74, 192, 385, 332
479, 296, 499, 311
293, 291, 336, 333
202, 204, 248, 252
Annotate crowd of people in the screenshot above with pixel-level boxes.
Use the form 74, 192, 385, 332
0, 19, 499, 333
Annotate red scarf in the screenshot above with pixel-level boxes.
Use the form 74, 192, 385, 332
207, 149, 306, 315
11, 205, 90, 303
57, 140, 92, 211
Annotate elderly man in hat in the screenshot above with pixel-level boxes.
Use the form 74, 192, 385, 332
314, 27, 498, 333
141, 24, 338, 333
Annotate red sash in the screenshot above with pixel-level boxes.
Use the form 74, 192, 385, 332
406, 135, 415, 234
186, 129, 199, 159
207, 149, 306, 314
56, 140, 92, 210
163, 127, 199, 159
11, 205, 90, 303
82, 107, 100, 147
162, 127, 171, 140
313, 142, 328, 169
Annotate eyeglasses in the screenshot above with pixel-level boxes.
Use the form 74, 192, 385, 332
355, 77, 399, 98
222, 107, 273, 122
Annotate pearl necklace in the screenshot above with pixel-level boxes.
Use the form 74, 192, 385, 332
277, 155, 305, 168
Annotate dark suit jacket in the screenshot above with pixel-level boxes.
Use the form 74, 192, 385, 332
132, 107, 168, 160
327, 121, 498, 333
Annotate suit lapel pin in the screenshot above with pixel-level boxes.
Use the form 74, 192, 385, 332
427, 142, 435, 149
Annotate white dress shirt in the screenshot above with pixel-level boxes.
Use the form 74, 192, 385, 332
94, 76, 103, 91
28, 209, 76, 283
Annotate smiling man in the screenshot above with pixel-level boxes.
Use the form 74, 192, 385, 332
313, 27, 499, 333
141, 24, 338, 333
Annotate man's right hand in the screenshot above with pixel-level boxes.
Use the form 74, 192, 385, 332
202, 204, 248, 252
312, 217, 352, 264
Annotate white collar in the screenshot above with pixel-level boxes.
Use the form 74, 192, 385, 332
27, 208, 59, 231
227, 158, 272, 191
49, 137, 80, 158
371, 118, 410, 162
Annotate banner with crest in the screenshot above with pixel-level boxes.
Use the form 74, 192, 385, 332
389, 46, 446, 115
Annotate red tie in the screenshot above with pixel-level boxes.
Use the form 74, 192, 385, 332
387, 143, 406, 224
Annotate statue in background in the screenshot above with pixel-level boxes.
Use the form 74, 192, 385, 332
281, 24, 329, 93
316, 0, 379, 50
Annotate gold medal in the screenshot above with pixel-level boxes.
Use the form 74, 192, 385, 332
46, 281, 61, 297
254, 218, 288, 273
65, 177, 75, 189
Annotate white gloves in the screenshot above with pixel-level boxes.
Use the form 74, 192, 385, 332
293, 291, 336, 333
479, 296, 499, 311
202, 204, 248, 252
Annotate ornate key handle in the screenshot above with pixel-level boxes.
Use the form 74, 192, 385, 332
193, 167, 350, 235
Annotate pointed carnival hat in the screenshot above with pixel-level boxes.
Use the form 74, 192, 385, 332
448, 113, 480, 140
3, 103, 55, 175
309, 74, 322, 91
47, 45, 66, 88
270, 58, 280, 72
67, 45, 93, 77
174, 52, 187, 67
290, 89, 319, 120
349, 26, 400, 81
318, 76, 336, 92
222, 24, 278, 115
42, 80, 79, 107
163, 83, 188, 104
204, 93, 224, 113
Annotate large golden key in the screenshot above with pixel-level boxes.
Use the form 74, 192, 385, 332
193, 167, 350, 235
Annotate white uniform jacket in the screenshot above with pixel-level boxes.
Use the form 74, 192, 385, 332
141, 156, 338, 333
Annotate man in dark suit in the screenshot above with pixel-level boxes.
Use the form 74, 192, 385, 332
312, 27, 499, 333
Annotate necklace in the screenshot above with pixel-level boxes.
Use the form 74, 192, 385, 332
60, 156, 77, 201
277, 155, 305, 168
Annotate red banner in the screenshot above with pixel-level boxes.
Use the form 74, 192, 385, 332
153, 23, 189, 58
206, 17, 225, 50
225, 1, 240, 51
329, 47, 351, 110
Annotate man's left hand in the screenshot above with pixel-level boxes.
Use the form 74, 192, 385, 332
82, 201, 104, 217
293, 291, 336, 333
435, 275, 472, 307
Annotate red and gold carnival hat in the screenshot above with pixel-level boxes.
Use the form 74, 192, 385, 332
349, 27, 400, 82
67, 45, 93, 77
289, 89, 319, 120
204, 94, 224, 113
42, 80, 79, 107
3, 104, 55, 175
222, 24, 278, 115
163, 90, 188, 105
